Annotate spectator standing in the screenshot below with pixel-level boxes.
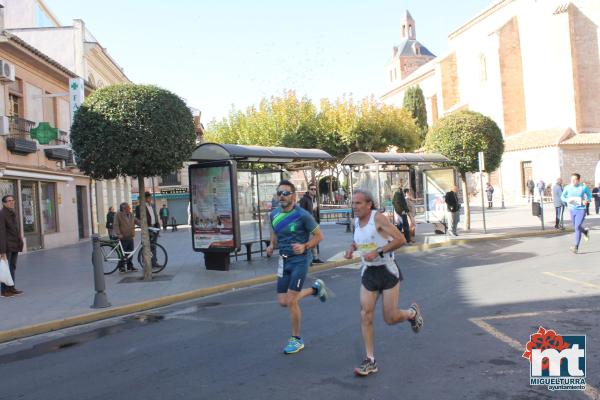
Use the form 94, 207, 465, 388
299, 184, 324, 264
159, 204, 170, 232
445, 186, 461, 236
0, 195, 24, 297
485, 183, 494, 208
113, 202, 137, 272
592, 183, 600, 215
526, 177, 535, 202
552, 178, 564, 229
392, 184, 411, 243
106, 206, 116, 237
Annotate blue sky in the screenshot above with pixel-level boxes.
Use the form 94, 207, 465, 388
45, 0, 492, 124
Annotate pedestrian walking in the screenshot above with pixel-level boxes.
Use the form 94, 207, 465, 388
159, 204, 170, 232
485, 182, 494, 208
537, 179, 546, 201
445, 186, 461, 236
344, 188, 422, 376
113, 202, 138, 272
106, 206, 116, 238
561, 173, 592, 254
392, 184, 411, 243
0, 195, 24, 297
298, 183, 324, 264
593, 183, 600, 215
526, 177, 535, 202
266, 180, 328, 354
552, 178, 565, 229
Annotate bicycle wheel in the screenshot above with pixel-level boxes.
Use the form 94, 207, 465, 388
100, 244, 121, 275
137, 243, 168, 274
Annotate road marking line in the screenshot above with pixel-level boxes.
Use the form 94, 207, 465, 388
469, 317, 523, 351
479, 308, 600, 321
470, 312, 600, 400
543, 272, 600, 290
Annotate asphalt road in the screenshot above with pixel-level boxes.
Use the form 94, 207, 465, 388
0, 232, 598, 400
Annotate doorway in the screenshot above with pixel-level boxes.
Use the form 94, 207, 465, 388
76, 185, 87, 239
21, 181, 42, 250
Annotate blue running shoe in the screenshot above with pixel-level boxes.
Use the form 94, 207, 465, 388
283, 337, 304, 354
312, 279, 328, 302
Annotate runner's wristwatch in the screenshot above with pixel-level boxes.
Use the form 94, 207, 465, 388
377, 247, 385, 258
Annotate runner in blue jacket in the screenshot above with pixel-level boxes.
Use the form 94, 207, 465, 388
561, 173, 592, 253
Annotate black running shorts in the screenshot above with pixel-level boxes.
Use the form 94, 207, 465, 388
361, 265, 399, 293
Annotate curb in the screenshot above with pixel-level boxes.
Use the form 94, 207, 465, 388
0, 227, 572, 344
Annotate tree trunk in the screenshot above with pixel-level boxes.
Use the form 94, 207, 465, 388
138, 176, 153, 280
461, 173, 470, 231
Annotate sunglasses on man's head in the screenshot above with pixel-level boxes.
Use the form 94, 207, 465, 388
309, 188, 317, 191
277, 190, 293, 197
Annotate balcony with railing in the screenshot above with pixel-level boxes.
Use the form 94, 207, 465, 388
5, 117, 71, 157
6, 116, 37, 154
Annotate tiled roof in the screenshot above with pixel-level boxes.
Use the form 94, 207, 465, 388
504, 128, 573, 151
561, 132, 600, 145
505, 128, 600, 152
395, 39, 435, 57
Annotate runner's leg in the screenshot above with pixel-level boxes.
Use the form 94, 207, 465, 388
381, 282, 415, 325
360, 285, 379, 359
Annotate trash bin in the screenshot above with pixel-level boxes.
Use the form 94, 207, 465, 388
532, 201, 542, 217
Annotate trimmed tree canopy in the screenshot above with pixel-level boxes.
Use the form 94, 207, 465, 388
425, 110, 504, 175
71, 84, 196, 180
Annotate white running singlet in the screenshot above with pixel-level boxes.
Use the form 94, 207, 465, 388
353, 210, 398, 278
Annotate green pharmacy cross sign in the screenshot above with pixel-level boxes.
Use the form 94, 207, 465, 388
30, 122, 59, 145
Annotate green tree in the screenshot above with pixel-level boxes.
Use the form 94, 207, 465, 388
403, 85, 428, 143
205, 93, 420, 199
71, 84, 196, 280
424, 110, 504, 230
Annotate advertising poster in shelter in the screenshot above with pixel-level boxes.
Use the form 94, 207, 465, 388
189, 161, 239, 251
423, 168, 456, 223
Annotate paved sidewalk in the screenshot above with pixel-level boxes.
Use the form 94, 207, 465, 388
0, 202, 596, 340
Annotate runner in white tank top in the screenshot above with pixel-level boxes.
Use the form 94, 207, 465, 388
344, 188, 424, 377
353, 209, 399, 278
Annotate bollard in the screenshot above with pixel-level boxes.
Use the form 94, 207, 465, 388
91, 234, 111, 308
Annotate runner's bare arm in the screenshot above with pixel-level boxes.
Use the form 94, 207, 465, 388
266, 231, 277, 257
344, 242, 357, 259
375, 212, 406, 248
375, 211, 406, 253
291, 227, 323, 254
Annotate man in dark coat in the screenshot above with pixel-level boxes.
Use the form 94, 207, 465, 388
445, 186, 461, 236
0, 195, 24, 297
135, 192, 160, 229
299, 184, 323, 264
392, 184, 411, 243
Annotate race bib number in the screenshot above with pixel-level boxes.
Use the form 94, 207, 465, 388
568, 196, 582, 206
277, 257, 284, 277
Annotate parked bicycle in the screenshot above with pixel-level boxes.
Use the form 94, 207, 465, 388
99, 227, 168, 275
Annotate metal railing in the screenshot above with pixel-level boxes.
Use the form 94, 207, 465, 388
8, 116, 35, 139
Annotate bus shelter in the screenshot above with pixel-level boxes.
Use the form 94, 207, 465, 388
189, 143, 334, 270
340, 151, 454, 224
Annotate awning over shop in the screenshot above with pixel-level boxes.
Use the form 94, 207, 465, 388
341, 151, 450, 166
190, 143, 335, 165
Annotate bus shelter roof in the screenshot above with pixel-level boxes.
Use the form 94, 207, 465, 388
191, 143, 335, 166
341, 151, 450, 166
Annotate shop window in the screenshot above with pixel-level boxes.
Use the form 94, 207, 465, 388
41, 182, 57, 233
